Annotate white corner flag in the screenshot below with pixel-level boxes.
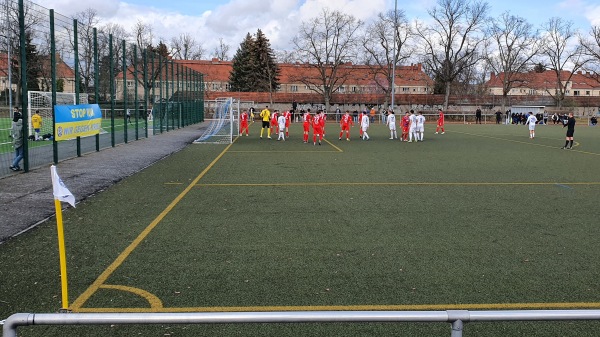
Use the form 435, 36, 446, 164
51, 165, 76, 208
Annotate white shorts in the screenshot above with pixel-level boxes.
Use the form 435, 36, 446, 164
416, 126, 424, 132
409, 127, 416, 133
528, 125, 536, 131
361, 126, 369, 132
388, 125, 396, 131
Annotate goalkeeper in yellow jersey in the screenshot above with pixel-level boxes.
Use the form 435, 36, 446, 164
259, 105, 271, 139
31, 110, 43, 141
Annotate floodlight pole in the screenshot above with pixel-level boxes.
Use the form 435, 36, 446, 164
390, 0, 397, 111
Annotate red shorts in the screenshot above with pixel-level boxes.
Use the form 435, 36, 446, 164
437, 121, 444, 126
313, 126, 323, 134
402, 126, 409, 133
341, 124, 350, 131
240, 121, 248, 128
285, 121, 290, 127
303, 123, 310, 132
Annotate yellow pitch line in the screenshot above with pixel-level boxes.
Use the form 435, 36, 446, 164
228, 150, 340, 153
196, 182, 600, 187
452, 130, 600, 156
71, 140, 237, 311
74, 302, 600, 313
323, 138, 344, 152
99, 284, 164, 310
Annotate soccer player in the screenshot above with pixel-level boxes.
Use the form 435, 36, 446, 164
416, 111, 426, 141
270, 110, 279, 135
313, 110, 325, 145
339, 110, 353, 140
259, 105, 271, 139
435, 108, 445, 134
277, 113, 287, 141
401, 111, 410, 141
31, 110, 42, 141
239, 109, 250, 136
302, 109, 312, 143
360, 110, 370, 140
562, 112, 575, 149
408, 110, 417, 142
386, 110, 397, 139
525, 111, 537, 139
283, 110, 292, 138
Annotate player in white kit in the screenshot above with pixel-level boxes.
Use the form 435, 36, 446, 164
386, 110, 397, 139
408, 110, 417, 142
525, 112, 537, 139
277, 114, 287, 141
361, 111, 370, 140
416, 111, 426, 141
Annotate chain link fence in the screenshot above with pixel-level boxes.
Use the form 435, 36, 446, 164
0, 0, 205, 177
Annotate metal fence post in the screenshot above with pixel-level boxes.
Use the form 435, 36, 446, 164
109, 34, 115, 147
73, 18, 81, 157
122, 39, 127, 143
50, 9, 58, 163
93, 27, 99, 151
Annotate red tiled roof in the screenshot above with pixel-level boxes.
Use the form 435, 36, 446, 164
487, 69, 600, 90
178, 59, 433, 87
0, 53, 75, 78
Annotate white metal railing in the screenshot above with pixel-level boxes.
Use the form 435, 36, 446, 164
4, 310, 600, 337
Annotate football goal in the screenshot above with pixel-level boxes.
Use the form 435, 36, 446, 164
194, 97, 239, 144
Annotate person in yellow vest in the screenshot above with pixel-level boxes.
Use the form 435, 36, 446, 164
31, 110, 43, 141
259, 105, 271, 139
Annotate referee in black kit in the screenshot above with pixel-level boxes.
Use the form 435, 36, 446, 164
562, 112, 576, 149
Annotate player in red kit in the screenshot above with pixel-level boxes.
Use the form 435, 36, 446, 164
302, 109, 312, 143
401, 111, 410, 141
312, 110, 325, 145
339, 110, 353, 140
435, 108, 445, 134
239, 109, 250, 136
283, 110, 292, 138
270, 110, 279, 135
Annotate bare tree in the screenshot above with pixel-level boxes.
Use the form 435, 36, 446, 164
212, 38, 230, 61
1, 0, 44, 105
170, 33, 205, 60
540, 17, 589, 108
415, 0, 490, 110
362, 9, 413, 109
132, 20, 154, 52
292, 8, 363, 113
485, 12, 542, 114
97, 23, 128, 101
70, 8, 100, 93
580, 26, 600, 81
274, 50, 298, 64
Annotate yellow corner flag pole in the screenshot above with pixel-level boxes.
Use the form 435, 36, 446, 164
54, 198, 70, 310
51, 165, 76, 311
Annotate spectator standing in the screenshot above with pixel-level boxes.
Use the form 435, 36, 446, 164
475, 107, 482, 124
10, 109, 24, 171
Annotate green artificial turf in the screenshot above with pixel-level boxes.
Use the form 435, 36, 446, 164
1, 122, 600, 336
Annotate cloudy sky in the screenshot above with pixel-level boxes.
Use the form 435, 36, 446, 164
40, 0, 600, 58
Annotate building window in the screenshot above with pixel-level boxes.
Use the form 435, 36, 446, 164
402, 87, 409, 92
276, 85, 281, 91
352, 86, 358, 92
212, 83, 220, 90
291, 85, 298, 92
127, 80, 133, 88
337, 86, 345, 93
586, 91, 590, 96
573, 90, 579, 96
225, 84, 230, 90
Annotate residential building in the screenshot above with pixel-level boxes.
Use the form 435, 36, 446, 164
486, 70, 600, 97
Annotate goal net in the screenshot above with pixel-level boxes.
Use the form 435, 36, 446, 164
27, 91, 89, 138
194, 97, 239, 144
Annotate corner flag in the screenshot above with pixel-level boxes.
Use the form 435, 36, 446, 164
51, 165, 75, 207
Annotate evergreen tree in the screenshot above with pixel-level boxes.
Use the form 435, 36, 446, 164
229, 33, 255, 92
228, 30, 280, 92
252, 29, 280, 92
11, 30, 41, 93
